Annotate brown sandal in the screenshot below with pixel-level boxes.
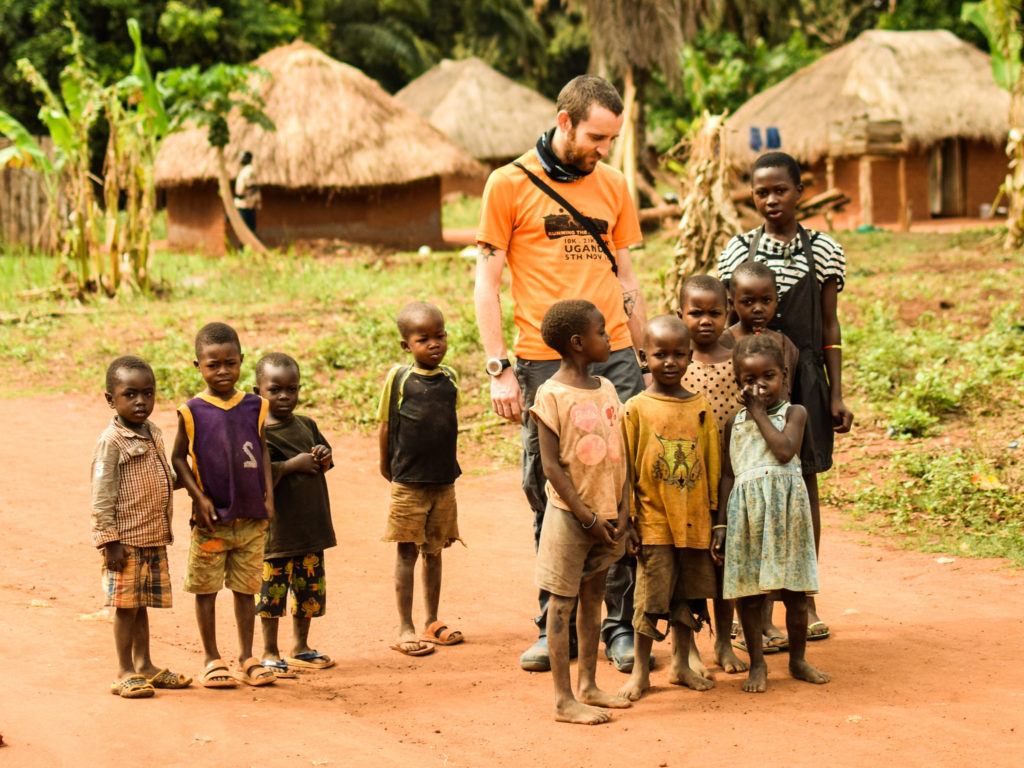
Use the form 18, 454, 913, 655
420, 620, 464, 646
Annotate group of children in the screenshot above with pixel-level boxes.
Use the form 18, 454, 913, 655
92, 323, 341, 697
92, 306, 466, 697
90, 151, 848, 727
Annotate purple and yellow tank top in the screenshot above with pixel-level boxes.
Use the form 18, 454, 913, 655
178, 391, 269, 522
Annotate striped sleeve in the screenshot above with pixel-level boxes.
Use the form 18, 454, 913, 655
716, 232, 754, 284
809, 231, 846, 292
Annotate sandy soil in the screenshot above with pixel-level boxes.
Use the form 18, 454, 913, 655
1, 394, 1022, 767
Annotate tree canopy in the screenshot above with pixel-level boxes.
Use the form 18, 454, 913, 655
0, 1, 999, 141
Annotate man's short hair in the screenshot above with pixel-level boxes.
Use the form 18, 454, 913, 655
541, 299, 599, 355
680, 274, 728, 306
105, 355, 155, 392
396, 301, 444, 338
556, 75, 624, 126
731, 261, 778, 293
195, 322, 241, 357
255, 352, 299, 381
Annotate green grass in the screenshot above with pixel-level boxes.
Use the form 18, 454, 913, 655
441, 194, 482, 230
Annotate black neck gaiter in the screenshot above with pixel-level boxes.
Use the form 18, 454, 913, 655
535, 128, 591, 183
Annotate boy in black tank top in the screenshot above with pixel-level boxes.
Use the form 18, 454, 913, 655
378, 302, 464, 657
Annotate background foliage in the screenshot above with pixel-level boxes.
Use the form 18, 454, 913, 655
0, 0, 998, 143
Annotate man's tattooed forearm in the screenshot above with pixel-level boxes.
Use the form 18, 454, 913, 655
623, 289, 639, 319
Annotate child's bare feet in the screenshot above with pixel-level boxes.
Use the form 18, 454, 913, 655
554, 699, 614, 725
742, 662, 768, 693
714, 640, 749, 673
579, 686, 632, 709
617, 670, 650, 701
669, 661, 715, 691
687, 642, 711, 680
790, 659, 830, 684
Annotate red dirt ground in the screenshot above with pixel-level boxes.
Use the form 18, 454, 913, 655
1, 395, 1022, 767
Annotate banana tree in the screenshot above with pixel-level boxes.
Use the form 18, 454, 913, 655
103, 18, 170, 291
13, 18, 106, 293
962, 0, 1024, 249
160, 63, 274, 254
0, 111, 60, 251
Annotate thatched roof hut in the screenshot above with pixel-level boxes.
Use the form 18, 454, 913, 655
155, 40, 483, 252
725, 30, 1010, 227
396, 57, 555, 163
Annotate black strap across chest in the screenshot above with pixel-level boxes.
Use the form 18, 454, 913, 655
513, 161, 618, 276
746, 224, 821, 350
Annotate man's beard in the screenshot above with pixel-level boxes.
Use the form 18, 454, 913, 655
563, 130, 599, 171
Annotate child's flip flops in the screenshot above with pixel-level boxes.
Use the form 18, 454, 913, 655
110, 674, 155, 699
284, 650, 336, 670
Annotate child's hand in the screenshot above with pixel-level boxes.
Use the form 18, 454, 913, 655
831, 396, 854, 433
103, 541, 127, 572
741, 384, 769, 413
586, 516, 617, 547
264, 494, 275, 521
193, 494, 217, 532
311, 444, 332, 469
621, 525, 640, 556
290, 452, 321, 475
710, 527, 726, 565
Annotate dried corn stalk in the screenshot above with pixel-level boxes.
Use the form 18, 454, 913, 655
664, 112, 740, 313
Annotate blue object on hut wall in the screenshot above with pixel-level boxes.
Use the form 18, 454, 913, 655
749, 127, 763, 152
766, 127, 781, 149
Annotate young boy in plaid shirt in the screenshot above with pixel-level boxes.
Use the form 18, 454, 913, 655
92, 356, 191, 698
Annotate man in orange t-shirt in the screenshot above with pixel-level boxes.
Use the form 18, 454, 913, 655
474, 75, 648, 674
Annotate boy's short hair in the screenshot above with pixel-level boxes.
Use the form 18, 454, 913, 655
255, 352, 299, 380
105, 355, 155, 392
556, 75, 623, 126
680, 274, 728, 306
752, 151, 802, 187
733, 333, 785, 373
645, 314, 690, 347
396, 301, 444, 338
731, 261, 777, 293
541, 299, 599, 355
195, 322, 241, 357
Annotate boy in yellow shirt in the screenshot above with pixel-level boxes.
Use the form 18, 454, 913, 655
617, 316, 721, 701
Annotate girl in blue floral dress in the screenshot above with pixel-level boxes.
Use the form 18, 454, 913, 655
711, 335, 829, 693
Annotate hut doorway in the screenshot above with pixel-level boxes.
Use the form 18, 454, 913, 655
929, 138, 967, 217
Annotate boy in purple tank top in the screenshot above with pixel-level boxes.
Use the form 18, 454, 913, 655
172, 322, 277, 689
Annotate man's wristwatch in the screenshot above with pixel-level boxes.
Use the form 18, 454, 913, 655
484, 357, 511, 377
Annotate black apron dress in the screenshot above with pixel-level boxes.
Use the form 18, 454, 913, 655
747, 225, 833, 474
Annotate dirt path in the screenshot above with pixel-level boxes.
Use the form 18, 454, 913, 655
0, 394, 1022, 767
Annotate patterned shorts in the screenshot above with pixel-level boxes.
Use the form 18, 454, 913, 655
257, 551, 327, 619
102, 545, 172, 609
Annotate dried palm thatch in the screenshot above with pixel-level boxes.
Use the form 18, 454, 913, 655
155, 41, 483, 190
395, 57, 554, 162
664, 113, 740, 313
724, 29, 1011, 166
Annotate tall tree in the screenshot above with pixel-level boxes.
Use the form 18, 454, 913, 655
578, 0, 684, 204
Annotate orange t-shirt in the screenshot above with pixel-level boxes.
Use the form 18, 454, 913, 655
476, 150, 643, 360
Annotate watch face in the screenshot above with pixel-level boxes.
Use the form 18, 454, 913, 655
485, 358, 502, 376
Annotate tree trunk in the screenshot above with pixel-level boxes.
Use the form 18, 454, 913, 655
1006, 85, 1024, 250
215, 147, 268, 255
